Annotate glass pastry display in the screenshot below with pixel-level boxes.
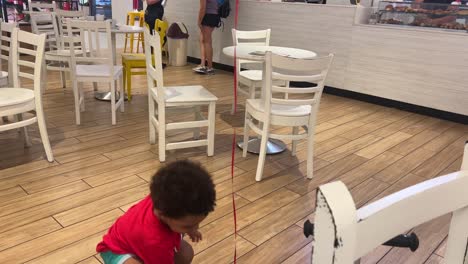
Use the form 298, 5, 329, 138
376, 1, 468, 30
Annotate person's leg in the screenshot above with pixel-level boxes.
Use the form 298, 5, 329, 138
174, 239, 194, 264
123, 258, 142, 264
199, 28, 206, 67
202, 26, 215, 69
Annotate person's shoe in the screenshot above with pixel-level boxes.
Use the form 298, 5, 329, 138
192, 65, 206, 73
205, 68, 215, 75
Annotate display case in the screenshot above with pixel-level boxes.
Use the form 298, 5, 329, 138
91, 0, 111, 19
376, 1, 468, 30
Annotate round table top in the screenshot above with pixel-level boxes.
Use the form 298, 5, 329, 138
223, 45, 317, 61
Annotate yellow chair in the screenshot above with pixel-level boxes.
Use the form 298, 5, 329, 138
122, 19, 168, 101
124, 10, 145, 53
156, 19, 169, 59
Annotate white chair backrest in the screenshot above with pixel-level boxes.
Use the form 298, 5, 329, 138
232, 29, 271, 46
66, 19, 113, 75
263, 51, 333, 114
28, 0, 56, 12
50, 13, 62, 49
312, 142, 468, 263
11, 28, 46, 94
55, 9, 85, 36
232, 29, 271, 67
30, 13, 57, 50
0, 22, 17, 84
144, 27, 164, 104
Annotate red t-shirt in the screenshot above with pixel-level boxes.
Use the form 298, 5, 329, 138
96, 196, 181, 264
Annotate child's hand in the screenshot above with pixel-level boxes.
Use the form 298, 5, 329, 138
187, 230, 203, 243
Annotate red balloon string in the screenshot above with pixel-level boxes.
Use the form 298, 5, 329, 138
231, 0, 240, 262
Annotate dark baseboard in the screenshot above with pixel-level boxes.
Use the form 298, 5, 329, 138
187, 57, 468, 124
322, 86, 467, 125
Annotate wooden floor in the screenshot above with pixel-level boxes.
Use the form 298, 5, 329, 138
0, 65, 467, 264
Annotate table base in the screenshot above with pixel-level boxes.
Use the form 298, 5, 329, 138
95, 92, 128, 101
237, 138, 287, 155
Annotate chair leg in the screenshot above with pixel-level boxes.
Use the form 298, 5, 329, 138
36, 105, 54, 162
124, 33, 129, 53
41, 61, 47, 94
306, 124, 315, 179
126, 66, 132, 101
93, 82, 98, 92
148, 95, 156, 145
193, 106, 201, 140
207, 102, 216, 157
158, 105, 166, 162
17, 114, 31, 147
122, 66, 126, 96
242, 111, 250, 158
60, 70, 66, 89
79, 82, 85, 112
119, 77, 125, 113
255, 120, 270, 182
249, 82, 256, 99
137, 32, 143, 53
130, 33, 135, 53
110, 82, 117, 125
72, 80, 81, 125
292, 126, 299, 156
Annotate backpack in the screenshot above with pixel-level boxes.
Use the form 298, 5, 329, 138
217, 0, 231, 19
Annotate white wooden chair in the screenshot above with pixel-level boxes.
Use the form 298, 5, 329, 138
0, 22, 17, 123
243, 51, 333, 181
49, 9, 86, 89
55, 9, 85, 38
144, 27, 218, 162
28, 0, 56, 12
43, 12, 86, 90
0, 28, 54, 162
312, 141, 468, 263
231, 29, 271, 114
66, 19, 124, 125
30, 13, 58, 51
0, 21, 17, 87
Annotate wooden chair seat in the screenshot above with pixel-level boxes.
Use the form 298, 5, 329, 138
0, 88, 34, 107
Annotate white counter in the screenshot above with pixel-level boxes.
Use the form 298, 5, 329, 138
164, 0, 468, 116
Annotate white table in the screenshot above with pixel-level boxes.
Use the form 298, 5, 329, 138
223, 45, 317, 155
95, 25, 144, 101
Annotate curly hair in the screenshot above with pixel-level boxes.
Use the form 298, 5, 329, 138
150, 160, 216, 219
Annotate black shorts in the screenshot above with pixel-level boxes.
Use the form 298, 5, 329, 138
201, 14, 220, 28
145, 4, 164, 32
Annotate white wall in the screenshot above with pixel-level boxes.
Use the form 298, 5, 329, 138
163, 0, 468, 115
111, 0, 134, 48
163, 0, 355, 89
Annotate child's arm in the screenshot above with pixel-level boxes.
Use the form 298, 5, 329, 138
186, 230, 203, 243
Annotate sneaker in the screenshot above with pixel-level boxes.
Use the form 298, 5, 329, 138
192, 65, 206, 73
205, 68, 215, 75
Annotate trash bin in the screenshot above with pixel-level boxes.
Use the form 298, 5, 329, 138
167, 22, 189, 66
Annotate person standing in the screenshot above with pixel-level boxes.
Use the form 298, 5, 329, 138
145, 0, 164, 32
193, 0, 220, 75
